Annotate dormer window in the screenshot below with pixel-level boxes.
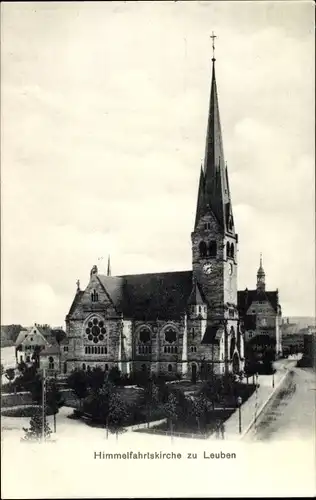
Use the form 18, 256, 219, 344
91, 289, 99, 302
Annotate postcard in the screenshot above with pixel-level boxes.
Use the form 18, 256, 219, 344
1, 1, 315, 498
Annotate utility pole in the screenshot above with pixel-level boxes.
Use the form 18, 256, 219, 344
42, 368, 46, 442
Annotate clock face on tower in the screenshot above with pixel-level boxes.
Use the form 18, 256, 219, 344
203, 263, 212, 275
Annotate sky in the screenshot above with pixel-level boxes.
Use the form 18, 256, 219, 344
1, 1, 315, 326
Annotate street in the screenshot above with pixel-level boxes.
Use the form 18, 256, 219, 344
245, 364, 315, 442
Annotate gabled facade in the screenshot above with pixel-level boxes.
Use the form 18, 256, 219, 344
65, 49, 245, 378
238, 256, 282, 361
15, 324, 48, 364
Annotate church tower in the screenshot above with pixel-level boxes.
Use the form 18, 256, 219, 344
191, 37, 239, 344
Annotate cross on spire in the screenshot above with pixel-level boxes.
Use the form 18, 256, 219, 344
210, 31, 217, 61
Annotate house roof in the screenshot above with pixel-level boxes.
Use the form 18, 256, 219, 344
40, 344, 60, 356
15, 325, 66, 348
15, 327, 32, 346
238, 289, 279, 315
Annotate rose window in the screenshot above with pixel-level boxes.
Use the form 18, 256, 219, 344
85, 318, 106, 344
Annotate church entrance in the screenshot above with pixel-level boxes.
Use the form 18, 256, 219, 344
232, 353, 240, 374
191, 363, 197, 383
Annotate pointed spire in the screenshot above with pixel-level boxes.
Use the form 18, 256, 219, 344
188, 279, 205, 305
107, 255, 111, 277
257, 253, 266, 291
199, 33, 232, 231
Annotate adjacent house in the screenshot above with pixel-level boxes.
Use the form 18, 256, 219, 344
15, 323, 67, 375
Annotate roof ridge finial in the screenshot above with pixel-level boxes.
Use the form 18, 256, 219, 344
107, 254, 111, 277
260, 252, 263, 268
210, 31, 217, 62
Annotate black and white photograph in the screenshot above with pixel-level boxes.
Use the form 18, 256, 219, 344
1, 1, 315, 498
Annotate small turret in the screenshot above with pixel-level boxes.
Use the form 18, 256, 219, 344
256, 253, 266, 292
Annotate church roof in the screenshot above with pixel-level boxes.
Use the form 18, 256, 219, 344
67, 271, 194, 321
201, 323, 222, 344
238, 289, 279, 315
68, 290, 84, 316
119, 271, 193, 320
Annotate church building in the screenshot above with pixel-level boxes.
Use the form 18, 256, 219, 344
65, 45, 245, 379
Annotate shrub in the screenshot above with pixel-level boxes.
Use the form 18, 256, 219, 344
1, 405, 54, 418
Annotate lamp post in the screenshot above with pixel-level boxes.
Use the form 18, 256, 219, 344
42, 368, 46, 443
237, 396, 242, 434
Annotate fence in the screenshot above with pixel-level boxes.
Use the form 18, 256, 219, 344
126, 418, 167, 431
134, 427, 210, 440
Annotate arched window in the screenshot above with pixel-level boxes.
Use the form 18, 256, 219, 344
165, 328, 177, 344
168, 364, 172, 372
208, 240, 217, 257
139, 328, 150, 343
82, 363, 86, 371
226, 242, 231, 258
87, 365, 91, 372
48, 356, 54, 370
97, 346, 100, 354
199, 241, 207, 258
230, 243, 235, 259
230, 327, 236, 358
91, 290, 99, 302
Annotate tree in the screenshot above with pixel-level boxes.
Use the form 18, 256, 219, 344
54, 330, 65, 373
190, 395, 211, 433
31, 345, 42, 369
87, 367, 105, 394
29, 374, 43, 405
108, 366, 122, 386
5, 368, 15, 383
142, 380, 160, 428
107, 391, 129, 440
5, 368, 16, 392
22, 407, 52, 442
163, 392, 178, 439
17, 360, 27, 374
1, 364, 4, 377
46, 379, 65, 433
67, 369, 88, 414
200, 377, 223, 410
